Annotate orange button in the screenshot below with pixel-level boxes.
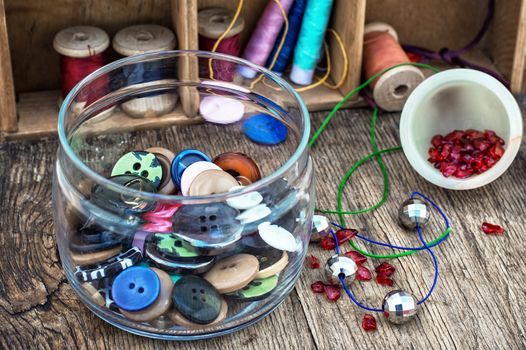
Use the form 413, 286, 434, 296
212, 152, 261, 183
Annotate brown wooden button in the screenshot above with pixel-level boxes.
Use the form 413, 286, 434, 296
145, 147, 177, 195
168, 298, 228, 328
71, 245, 122, 265
255, 251, 288, 279
213, 152, 262, 183
120, 268, 174, 322
203, 254, 259, 293
188, 169, 238, 196
82, 283, 105, 307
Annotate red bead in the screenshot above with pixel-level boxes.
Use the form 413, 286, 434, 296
310, 281, 325, 294
320, 236, 336, 251
375, 262, 395, 277
344, 251, 367, 265
323, 284, 341, 301
465, 129, 484, 139
439, 162, 457, 177
431, 135, 443, 147
481, 222, 505, 235
356, 265, 372, 281
445, 130, 465, 142
375, 275, 394, 286
306, 255, 321, 269
362, 314, 377, 331
335, 229, 358, 244
489, 144, 505, 160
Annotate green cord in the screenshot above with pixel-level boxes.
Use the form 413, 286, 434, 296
308, 62, 450, 259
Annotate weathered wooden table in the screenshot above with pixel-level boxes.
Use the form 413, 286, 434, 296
1, 104, 525, 349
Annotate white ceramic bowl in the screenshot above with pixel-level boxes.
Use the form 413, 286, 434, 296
400, 69, 522, 190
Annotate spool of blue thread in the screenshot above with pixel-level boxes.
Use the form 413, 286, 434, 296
266, 0, 307, 75
290, 0, 334, 85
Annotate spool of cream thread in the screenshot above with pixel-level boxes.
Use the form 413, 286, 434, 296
113, 24, 178, 118
53, 26, 114, 120
363, 22, 425, 112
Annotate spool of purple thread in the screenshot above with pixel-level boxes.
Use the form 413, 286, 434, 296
238, 0, 294, 79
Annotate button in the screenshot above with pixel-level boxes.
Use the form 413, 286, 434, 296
236, 176, 252, 186
188, 169, 238, 196
171, 149, 211, 188
137, 261, 182, 284
120, 268, 174, 322
148, 233, 203, 262
242, 114, 288, 145
254, 251, 288, 279
240, 232, 271, 253
203, 254, 259, 293
74, 247, 142, 282
111, 151, 163, 189
212, 152, 262, 183
168, 298, 228, 328
236, 204, 271, 224
180, 161, 221, 196
70, 225, 122, 253
145, 147, 177, 195
172, 275, 222, 324
82, 282, 106, 307
91, 174, 157, 215
142, 202, 182, 233
171, 203, 242, 249
111, 266, 160, 312
226, 186, 263, 210
145, 244, 215, 274
225, 274, 279, 302
199, 95, 245, 124
258, 222, 300, 252
71, 245, 123, 265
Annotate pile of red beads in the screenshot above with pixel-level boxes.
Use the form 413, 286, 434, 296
428, 129, 505, 179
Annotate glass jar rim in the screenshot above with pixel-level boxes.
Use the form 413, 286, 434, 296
57, 50, 311, 202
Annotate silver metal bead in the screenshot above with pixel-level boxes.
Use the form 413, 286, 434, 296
325, 254, 357, 285
382, 290, 418, 324
398, 198, 430, 230
311, 215, 331, 242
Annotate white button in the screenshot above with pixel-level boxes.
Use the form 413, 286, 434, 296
199, 96, 245, 124
226, 186, 263, 210
180, 161, 221, 196
236, 204, 271, 224
258, 222, 299, 252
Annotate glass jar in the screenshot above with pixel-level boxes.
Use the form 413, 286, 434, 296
52, 51, 314, 339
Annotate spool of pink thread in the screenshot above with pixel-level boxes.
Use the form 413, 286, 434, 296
238, 0, 294, 79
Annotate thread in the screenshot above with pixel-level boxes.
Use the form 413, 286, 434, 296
199, 7, 245, 81
290, 0, 334, 85
266, 0, 307, 75
53, 26, 110, 100
362, 23, 425, 111
238, 0, 294, 79
112, 25, 177, 118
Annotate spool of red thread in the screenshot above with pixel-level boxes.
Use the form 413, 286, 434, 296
53, 26, 110, 102
362, 22, 425, 111
198, 8, 245, 82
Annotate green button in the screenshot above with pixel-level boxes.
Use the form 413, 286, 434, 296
111, 151, 163, 189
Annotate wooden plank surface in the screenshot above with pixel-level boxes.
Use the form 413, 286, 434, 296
1, 103, 525, 349
0, 0, 17, 132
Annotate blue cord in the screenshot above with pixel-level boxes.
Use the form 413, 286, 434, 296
330, 192, 448, 311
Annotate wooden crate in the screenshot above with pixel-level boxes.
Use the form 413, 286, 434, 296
0, 0, 524, 140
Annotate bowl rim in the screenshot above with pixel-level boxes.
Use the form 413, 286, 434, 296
400, 68, 523, 190
57, 50, 311, 202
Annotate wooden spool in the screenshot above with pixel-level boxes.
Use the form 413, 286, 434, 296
198, 7, 245, 39
363, 22, 425, 112
53, 26, 115, 120
113, 24, 178, 119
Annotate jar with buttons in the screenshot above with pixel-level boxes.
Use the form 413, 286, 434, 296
53, 51, 314, 339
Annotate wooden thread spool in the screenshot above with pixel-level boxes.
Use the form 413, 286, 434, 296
198, 7, 245, 81
113, 24, 178, 118
363, 22, 425, 112
53, 25, 114, 120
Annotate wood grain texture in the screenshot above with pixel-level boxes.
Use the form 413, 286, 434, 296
0, 0, 17, 132
1, 100, 526, 348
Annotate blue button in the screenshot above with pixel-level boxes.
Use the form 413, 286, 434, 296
111, 266, 160, 311
243, 114, 288, 145
171, 149, 211, 187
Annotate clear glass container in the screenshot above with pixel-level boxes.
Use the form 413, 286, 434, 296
52, 51, 314, 339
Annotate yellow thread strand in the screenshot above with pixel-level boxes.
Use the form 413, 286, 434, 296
322, 28, 348, 89
208, 0, 244, 80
